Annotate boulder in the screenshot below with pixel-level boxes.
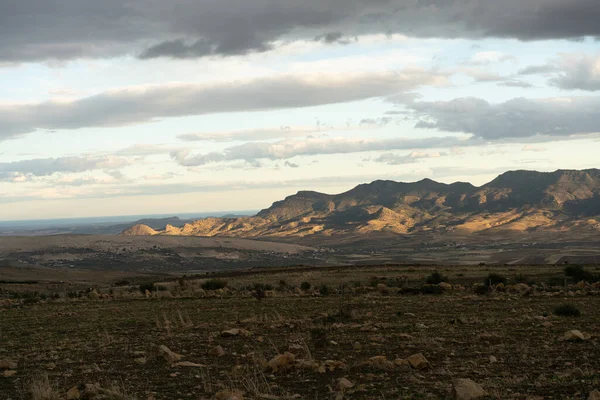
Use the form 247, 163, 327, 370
438, 282, 453, 291
561, 330, 590, 342
337, 377, 354, 390
452, 379, 488, 400
221, 329, 252, 337
407, 353, 430, 370
365, 356, 395, 371
210, 345, 226, 357
589, 389, 600, 400
2, 370, 17, 378
215, 390, 244, 400
0, 359, 17, 370
66, 387, 81, 400
158, 345, 182, 364
266, 352, 295, 372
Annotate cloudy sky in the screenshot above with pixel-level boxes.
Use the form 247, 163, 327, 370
1, 0, 600, 220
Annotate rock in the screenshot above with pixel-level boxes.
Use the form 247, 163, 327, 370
2, 370, 17, 377
489, 356, 497, 363
407, 353, 430, 370
221, 329, 252, 337
365, 356, 395, 371
561, 330, 590, 342
438, 282, 453, 291
210, 345, 226, 357
158, 345, 183, 364
266, 352, 295, 372
337, 377, 354, 390
353, 342, 362, 351
589, 389, 600, 400
215, 390, 244, 400
66, 386, 81, 400
134, 357, 147, 365
452, 379, 488, 400
376, 283, 389, 294
0, 359, 17, 370
174, 361, 205, 367
45, 362, 57, 370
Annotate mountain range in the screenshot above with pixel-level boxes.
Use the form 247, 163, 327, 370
122, 169, 600, 241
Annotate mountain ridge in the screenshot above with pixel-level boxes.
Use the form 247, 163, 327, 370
121, 169, 600, 240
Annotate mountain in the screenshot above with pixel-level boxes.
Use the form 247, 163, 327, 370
122, 169, 600, 240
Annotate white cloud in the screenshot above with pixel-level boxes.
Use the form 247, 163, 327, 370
373, 151, 446, 165
0, 68, 447, 141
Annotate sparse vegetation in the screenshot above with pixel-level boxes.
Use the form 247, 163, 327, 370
564, 265, 596, 283
425, 271, 448, 285
139, 282, 156, 293
300, 281, 311, 291
553, 303, 581, 317
485, 273, 507, 287
201, 279, 228, 291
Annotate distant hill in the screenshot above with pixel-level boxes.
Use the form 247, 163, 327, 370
122, 169, 600, 240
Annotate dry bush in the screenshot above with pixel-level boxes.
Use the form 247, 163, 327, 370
30, 374, 60, 400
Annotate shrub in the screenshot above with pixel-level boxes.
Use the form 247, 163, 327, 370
139, 282, 157, 293
547, 276, 565, 287
564, 265, 595, 283
201, 279, 228, 291
426, 271, 448, 285
420, 284, 443, 295
249, 283, 273, 292
300, 282, 311, 291
513, 274, 534, 285
474, 285, 489, 295
114, 279, 130, 287
318, 284, 330, 296
485, 273, 507, 287
369, 277, 383, 287
553, 304, 581, 317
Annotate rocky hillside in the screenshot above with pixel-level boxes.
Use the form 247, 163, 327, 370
122, 169, 600, 239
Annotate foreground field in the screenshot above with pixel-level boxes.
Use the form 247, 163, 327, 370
1, 266, 600, 399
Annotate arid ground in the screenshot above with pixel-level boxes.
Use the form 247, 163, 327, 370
1, 264, 600, 399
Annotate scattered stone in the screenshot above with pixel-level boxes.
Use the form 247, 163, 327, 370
266, 352, 295, 373
66, 386, 81, 400
45, 362, 57, 370
337, 377, 354, 390
2, 370, 17, 378
210, 345, 226, 357
561, 330, 590, 342
215, 390, 244, 400
134, 357, 147, 365
158, 345, 183, 364
589, 389, 600, 400
452, 379, 488, 400
0, 359, 17, 370
364, 356, 395, 371
489, 356, 497, 363
175, 361, 204, 367
407, 353, 430, 370
221, 329, 252, 337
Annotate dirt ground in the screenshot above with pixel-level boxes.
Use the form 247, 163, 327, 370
1, 266, 600, 399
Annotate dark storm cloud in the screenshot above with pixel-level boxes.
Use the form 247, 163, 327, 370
2, 0, 600, 63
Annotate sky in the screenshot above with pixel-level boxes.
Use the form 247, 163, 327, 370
1, 0, 600, 220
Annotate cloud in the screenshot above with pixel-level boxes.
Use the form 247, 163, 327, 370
179, 126, 328, 142
550, 53, 600, 91
518, 64, 561, 75
467, 51, 515, 65
0, 69, 445, 141
374, 151, 446, 165
2, 1, 600, 63
284, 161, 300, 168
522, 144, 547, 152
498, 80, 534, 88
410, 96, 600, 139
171, 135, 469, 166
0, 155, 131, 181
